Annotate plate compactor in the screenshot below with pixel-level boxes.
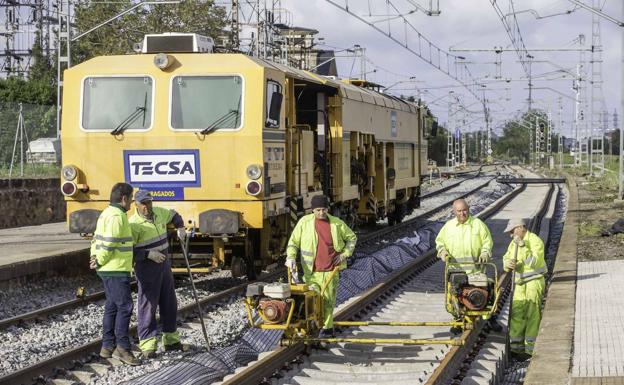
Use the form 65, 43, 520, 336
243, 262, 498, 347
444, 258, 501, 327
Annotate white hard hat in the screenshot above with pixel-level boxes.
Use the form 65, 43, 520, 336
504, 218, 526, 233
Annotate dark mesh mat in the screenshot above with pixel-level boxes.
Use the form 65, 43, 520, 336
123, 329, 283, 385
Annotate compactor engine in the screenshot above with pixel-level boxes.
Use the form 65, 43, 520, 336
445, 262, 500, 323
248, 282, 292, 324
244, 279, 324, 342
448, 271, 492, 311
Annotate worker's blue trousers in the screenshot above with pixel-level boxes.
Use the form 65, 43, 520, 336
101, 276, 133, 350
134, 258, 179, 351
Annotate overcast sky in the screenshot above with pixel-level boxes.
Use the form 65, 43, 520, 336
277, 0, 622, 138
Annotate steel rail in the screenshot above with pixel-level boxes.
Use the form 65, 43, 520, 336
420, 164, 486, 185
0, 283, 137, 330
220, 182, 529, 385
0, 274, 228, 330
0, 169, 504, 385
496, 177, 566, 184
420, 168, 481, 200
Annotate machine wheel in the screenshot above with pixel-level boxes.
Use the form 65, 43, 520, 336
388, 213, 396, 226
396, 203, 406, 224
231, 257, 247, 278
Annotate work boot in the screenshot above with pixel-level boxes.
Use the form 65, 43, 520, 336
99, 346, 114, 359
164, 342, 191, 352
510, 351, 531, 362
318, 328, 335, 338
112, 347, 140, 366
449, 325, 463, 335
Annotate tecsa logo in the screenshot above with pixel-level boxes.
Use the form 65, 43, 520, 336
123, 150, 201, 187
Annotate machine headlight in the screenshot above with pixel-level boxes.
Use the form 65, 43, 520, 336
245, 180, 262, 196
153, 53, 172, 70
61, 181, 78, 197
246, 164, 262, 180
62, 165, 78, 181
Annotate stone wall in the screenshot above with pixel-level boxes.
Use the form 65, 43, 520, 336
0, 178, 65, 229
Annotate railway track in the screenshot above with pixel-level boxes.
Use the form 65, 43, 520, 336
420, 167, 483, 200
0, 170, 501, 332
0, 168, 511, 385
218, 180, 557, 385
359, 174, 500, 249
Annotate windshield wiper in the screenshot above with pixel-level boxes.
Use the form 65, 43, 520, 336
111, 93, 148, 136
200, 109, 238, 135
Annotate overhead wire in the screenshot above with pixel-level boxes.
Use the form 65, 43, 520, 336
323, 0, 485, 105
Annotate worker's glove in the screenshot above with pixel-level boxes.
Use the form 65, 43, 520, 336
177, 227, 188, 243
478, 251, 490, 264
332, 254, 348, 270
147, 250, 166, 263
438, 249, 449, 261
89, 256, 98, 270
504, 259, 516, 271
284, 258, 297, 271
513, 236, 525, 247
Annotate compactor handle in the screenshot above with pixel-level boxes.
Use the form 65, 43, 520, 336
320, 267, 340, 296
287, 264, 300, 284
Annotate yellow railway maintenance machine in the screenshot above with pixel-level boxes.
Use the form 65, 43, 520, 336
244, 261, 500, 346
60, 33, 431, 278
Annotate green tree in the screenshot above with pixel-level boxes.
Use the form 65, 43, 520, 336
494, 110, 549, 163
72, 0, 226, 63
428, 124, 448, 166
29, 30, 55, 85
608, 130, 620, 156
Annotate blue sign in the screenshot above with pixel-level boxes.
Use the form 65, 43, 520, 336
123, 149, 201, 188
141, 187, 185, 201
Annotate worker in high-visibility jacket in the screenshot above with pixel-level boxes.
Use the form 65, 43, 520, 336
435, 199, 493, 273
285, 195, 357, 338
435, 199, 493, 334
502, 218, 547, 360
129, 190, 189, 358
90, 182, 139, 366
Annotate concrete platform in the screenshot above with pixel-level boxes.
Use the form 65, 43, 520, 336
572, 260, 624, 378
0, 222, 90, 283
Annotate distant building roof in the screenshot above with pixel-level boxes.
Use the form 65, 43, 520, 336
275, 24, 319, 36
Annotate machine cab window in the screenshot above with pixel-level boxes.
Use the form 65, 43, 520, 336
170, 75, 243, 131
81, 76, 153, 131
265, 80, 283, 128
